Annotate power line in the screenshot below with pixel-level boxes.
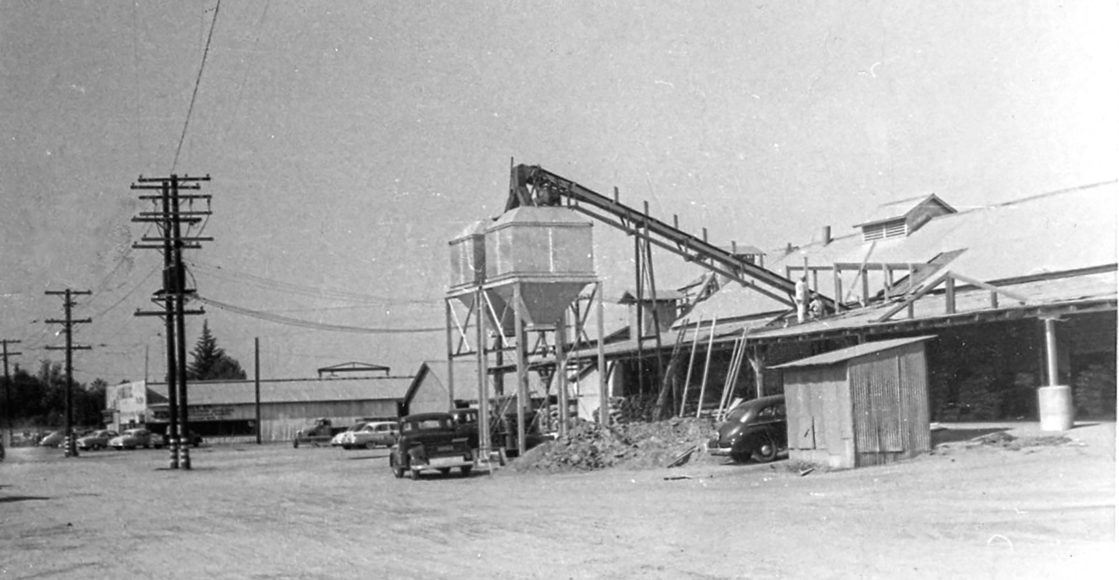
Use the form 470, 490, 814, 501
194, 294, 444, 334
172, 0, 221, 172
187, 259, 440, 305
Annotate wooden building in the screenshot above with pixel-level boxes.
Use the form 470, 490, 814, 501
775, 336, 933, 469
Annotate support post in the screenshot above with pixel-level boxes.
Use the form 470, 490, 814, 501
695, 317, 717, 418
596, 281, 608, 426
557, 312, 568, 437
1038, 317, 1073, 431
513, 285, 527, 457
475, 287, 491, 459
445, 299, 455, 410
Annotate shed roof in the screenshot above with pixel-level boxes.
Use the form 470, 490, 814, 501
772, 336, 935, 369
855, 193, 956, 228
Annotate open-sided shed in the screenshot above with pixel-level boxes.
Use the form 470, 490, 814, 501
774, 336, 933, 469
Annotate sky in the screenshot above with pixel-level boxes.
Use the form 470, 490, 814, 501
1, 0, 1116, 386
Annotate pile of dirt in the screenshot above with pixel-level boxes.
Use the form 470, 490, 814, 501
971, 432, 1075, 450
507, 417, 715, 473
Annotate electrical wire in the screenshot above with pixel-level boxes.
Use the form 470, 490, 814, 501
193, 294, 444, 334
187, 259, 440, 305
172, 0, 221, 172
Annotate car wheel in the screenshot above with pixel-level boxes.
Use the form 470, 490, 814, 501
293, 439, 300, 448
439, 468, 451, 476
752, 434, 779, 463
390, 454, 405, 479
461, 466, 473, 477
341, 444, 351, 450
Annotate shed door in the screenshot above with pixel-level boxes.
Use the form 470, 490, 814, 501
786, 384, 816, 450
850, 358, 904, 453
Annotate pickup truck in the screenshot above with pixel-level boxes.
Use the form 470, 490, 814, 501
389, 412, 474, 479
292, 418, 349, 448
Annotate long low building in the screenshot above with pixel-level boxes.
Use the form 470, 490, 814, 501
107, 375, 413, 442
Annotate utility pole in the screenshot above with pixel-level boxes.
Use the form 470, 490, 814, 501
131, 173, 211, 469
45, 289, 92, 457
2, 339, 22, 448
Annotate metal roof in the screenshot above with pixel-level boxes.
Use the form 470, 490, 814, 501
566, 269, 1116, 360
687, 181, 1117, 326
772, 336, 935, 369
147, 376, 413, 406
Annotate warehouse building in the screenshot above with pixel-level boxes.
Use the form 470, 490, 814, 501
106, 374, 413, 442
562, 181, 1117, 423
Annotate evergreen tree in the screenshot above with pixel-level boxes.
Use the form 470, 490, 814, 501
187, 320, 247, 380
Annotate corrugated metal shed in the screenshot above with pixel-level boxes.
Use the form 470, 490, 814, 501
777, 337, 934, 469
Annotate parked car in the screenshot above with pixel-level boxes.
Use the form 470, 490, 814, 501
707, 395, 788, 463
77, 430, 118, 451
109, 428, 163, 450
389, 412, 475, 479
293, 418, 349, 448
330, 423, 367, 447
339, 421, 398, 450
38, 430, 65, 447
450, 408, 479, 449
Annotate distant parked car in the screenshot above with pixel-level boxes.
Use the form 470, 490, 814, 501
389, 412, 475, 479
77, 430, 118, 451
331, 423, 366, 447
707, 395, 788, 463
39, 430, 65, 447
109, 428, 162, 450
339, 421, 398, 450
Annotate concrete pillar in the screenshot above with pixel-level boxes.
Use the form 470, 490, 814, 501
1038, 317, 1073, 431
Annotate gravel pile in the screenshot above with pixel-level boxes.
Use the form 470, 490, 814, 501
508, 417, 714, 473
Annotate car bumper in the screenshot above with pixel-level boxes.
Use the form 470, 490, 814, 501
707, 444, 734, 457
411, 456, 475, 471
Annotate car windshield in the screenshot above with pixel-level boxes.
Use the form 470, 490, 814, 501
725, 405, 751, 422
402, 418, 451, 432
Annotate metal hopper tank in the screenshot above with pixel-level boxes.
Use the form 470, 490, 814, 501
483, 206, 596, 327
447, 220, 514, 333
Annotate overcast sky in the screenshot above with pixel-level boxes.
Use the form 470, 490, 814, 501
2, 1, 1115, 386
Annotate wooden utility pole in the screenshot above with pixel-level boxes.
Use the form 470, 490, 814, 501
45, 289, 92, 457
254, 337, 261, 445
2, 339, 22, 447
131, 174, 211, 469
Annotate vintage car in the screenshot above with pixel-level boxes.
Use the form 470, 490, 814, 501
330, 423, 366, 447
338, 421, 398, 450
109, 428, 163, 450
707, 395, 788, 463
389, 412, 475, 479
38, 430, 66, 447
76, 429, 118, 451
450, 408, 479, 449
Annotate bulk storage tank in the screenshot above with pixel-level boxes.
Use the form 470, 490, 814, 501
483, 207, 596, 327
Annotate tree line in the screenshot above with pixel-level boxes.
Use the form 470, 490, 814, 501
1, 320, 246, 429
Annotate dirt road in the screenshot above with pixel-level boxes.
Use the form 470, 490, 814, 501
1, 423, 1114, 579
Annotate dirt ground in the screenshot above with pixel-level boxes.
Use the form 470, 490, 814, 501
1, 422, 1115, 579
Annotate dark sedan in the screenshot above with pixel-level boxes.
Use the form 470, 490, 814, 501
708, 395, 787, 463
389, 412, 474, 479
